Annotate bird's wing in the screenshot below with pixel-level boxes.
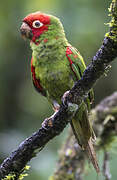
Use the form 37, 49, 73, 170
66, 46, 94, 106
66, 46, 86, 79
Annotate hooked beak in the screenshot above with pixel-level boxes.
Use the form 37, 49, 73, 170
20, 22, 33, 39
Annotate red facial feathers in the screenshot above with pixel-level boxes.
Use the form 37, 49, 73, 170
23, 12, 50, 27
23, 12, 50, 42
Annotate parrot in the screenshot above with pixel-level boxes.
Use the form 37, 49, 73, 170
20, 12, 99, 173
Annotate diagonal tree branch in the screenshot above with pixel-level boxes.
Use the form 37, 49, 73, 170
0, 0, 117, 179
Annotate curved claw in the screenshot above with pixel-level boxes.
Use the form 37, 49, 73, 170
62, 90, 70, 106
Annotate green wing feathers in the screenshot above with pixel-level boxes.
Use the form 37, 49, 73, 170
66, 46, 94, 107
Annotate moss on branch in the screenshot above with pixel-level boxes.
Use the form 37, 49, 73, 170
106, 0, 117, 41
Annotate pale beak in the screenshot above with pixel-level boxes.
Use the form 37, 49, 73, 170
20, 22, 33, 39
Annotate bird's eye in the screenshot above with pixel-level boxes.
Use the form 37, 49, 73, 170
32, 20, 43, 28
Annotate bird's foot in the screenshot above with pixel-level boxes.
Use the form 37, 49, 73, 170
42, 112, 56, 129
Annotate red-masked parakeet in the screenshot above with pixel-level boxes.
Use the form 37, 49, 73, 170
20, 12, 99, 173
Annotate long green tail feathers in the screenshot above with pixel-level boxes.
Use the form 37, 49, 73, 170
70, 104, 100, 173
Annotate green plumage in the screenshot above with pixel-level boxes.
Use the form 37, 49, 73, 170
31, 15, 94, 147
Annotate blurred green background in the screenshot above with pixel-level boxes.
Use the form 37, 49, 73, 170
0, 0, 117, 179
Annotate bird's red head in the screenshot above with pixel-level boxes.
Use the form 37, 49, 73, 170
20, 12, 50, 43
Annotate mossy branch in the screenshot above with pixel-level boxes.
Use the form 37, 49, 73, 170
0, 0, 117, 179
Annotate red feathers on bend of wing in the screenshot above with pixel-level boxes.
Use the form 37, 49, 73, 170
66, 46, 78, 79
66, 47, 73, 65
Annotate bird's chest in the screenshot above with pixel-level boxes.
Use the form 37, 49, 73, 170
35, 61, 74, 102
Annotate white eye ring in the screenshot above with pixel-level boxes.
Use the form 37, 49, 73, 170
32, 20, 43, 28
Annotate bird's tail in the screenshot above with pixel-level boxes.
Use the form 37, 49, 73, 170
70, 103, 100, 173
86, 138, 100, 173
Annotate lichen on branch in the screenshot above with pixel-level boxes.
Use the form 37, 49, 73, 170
106, 0, 117, 41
